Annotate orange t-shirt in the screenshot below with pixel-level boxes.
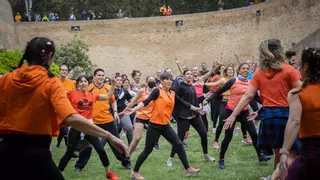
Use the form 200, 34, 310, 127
150, 89, 175, 125
298, 83, 320, 139
136, 88, 153, 120
61, 78, 76, 91
87, 83, 115, 124
251, 64, 300, 107
207, 75, 222, 92
67, 91, 99, 119
0, 65, 76, 136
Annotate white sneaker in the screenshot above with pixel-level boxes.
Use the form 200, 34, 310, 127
212, 128, 216, 133
167, 157, 173, 167
233, 128, 238, 136
203, 154, 215, 162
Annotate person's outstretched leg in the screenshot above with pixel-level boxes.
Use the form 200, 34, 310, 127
129, 120, 145, 156
58, 128, 81, 171
120, 115, 134, 145
162, 125, 200, 177
191, 115, 215, 162
169, 118, 190, 158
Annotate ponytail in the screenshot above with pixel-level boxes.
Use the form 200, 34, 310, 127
40, 52, 54, 78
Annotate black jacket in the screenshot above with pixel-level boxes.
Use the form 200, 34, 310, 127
114, 88, 132, 112
175, 82, 199, 118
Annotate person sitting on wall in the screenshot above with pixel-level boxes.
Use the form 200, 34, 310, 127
15, 13, 22, 22
42, 15, 49, 22
160, 5, 167, 16
166, 6, 172, 16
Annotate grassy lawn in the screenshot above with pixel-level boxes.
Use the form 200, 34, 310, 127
52, 122, 274, 180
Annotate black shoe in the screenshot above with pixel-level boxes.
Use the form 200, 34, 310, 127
71, 153, 79, 159
122, 162, 132, 169
154, 145, 160, 151
182, 141, 188, 147
56, 143, 60, 148
218, 159, 225, 169
74, 167, 82, 172
259, 154, 271, 163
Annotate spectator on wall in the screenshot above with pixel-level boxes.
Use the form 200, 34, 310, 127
117, 9, 124, 18
69, 13, 76, 21
14, 13, 22, 22
160, 5, 167, 16
42, 15, 49, 21
81, 10, 87, 20
34, 13, 41, 22
166, 6, 172, 16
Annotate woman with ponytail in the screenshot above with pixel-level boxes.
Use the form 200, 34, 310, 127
224, 39, 301, 172
279, 47, 320, 180
0, 37, 128, 180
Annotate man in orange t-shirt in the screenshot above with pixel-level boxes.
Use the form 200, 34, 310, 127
56, 64, 76, 148
76, 68, 132, 170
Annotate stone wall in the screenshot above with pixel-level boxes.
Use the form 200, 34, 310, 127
13, 0, 320, 76
0, 0, 19, 50
290, 29, 320, 54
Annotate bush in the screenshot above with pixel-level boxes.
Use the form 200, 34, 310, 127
0, 50, 59, 76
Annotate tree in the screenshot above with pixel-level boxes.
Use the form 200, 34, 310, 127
54, 38, 94, 79
0, 49, 59, 76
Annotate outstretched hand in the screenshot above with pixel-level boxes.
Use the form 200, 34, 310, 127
175, 57, 180, 64
107, 134, 129, 157
247, 112, 258, 121
223, 115, 236, 130
118, 108, 134, 116
279, 154, 289, 180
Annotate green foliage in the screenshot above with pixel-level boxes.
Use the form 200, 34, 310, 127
11, 0, 248, 20
0, 49, 59, 76
54, 38, 93, 79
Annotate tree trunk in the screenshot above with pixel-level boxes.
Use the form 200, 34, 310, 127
29, 0, 33, 11
24, 0, 29, 14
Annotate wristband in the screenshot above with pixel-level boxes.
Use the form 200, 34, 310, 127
280, 148, 289, 156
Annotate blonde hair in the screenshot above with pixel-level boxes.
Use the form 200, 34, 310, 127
259, 39, 285, 72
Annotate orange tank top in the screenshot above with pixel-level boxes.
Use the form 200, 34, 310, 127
150, 89, 175, 125
136, 88, 153, 120
227, 79, 250, 110
298, 83, 320, 139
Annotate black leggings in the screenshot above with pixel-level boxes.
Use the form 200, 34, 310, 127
214, 101, 248, 142
57, 126, 68, 146
201, 114, 208, 132
58, 128, 110, 171
219, 110, 259, 160
170, 115, 208, 158
211, 95, 222, 128
134, 122, 189, 172
0, 134, 64, 180
77, 121, 131, 168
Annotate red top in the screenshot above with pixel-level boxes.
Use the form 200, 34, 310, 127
67, 91, 99, 119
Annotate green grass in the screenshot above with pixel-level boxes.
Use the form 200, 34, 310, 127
52, 123, 274, 180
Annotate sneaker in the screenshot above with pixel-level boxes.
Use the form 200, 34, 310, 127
242, 137, 253, 145
218, 159, 225, 169
260, 175, 271, 180
72, 153, 79, 159
122, 131, 126, 137
211, 141, 220, 149
182, 141, 188, 147
122, 161, 132, 169
56, 143, 61, 148
203, 154, 215, 162
106, 171, 119, 180
212, 128, 216, 133
74, 167, 82, 172
185, 166, 200, 177
167, 157, 173, 167
259, 154, 271, 163
233, 128, 238, 136
184, 131, 189, 140
130, 171, 145, 180
153, 144, 160, 151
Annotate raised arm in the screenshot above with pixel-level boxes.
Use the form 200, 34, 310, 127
126, 89, 144, 109
98, 79, 115, 101
175, 58, 184, 75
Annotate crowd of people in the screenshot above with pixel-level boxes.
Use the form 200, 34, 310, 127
0, 36, 319, 180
